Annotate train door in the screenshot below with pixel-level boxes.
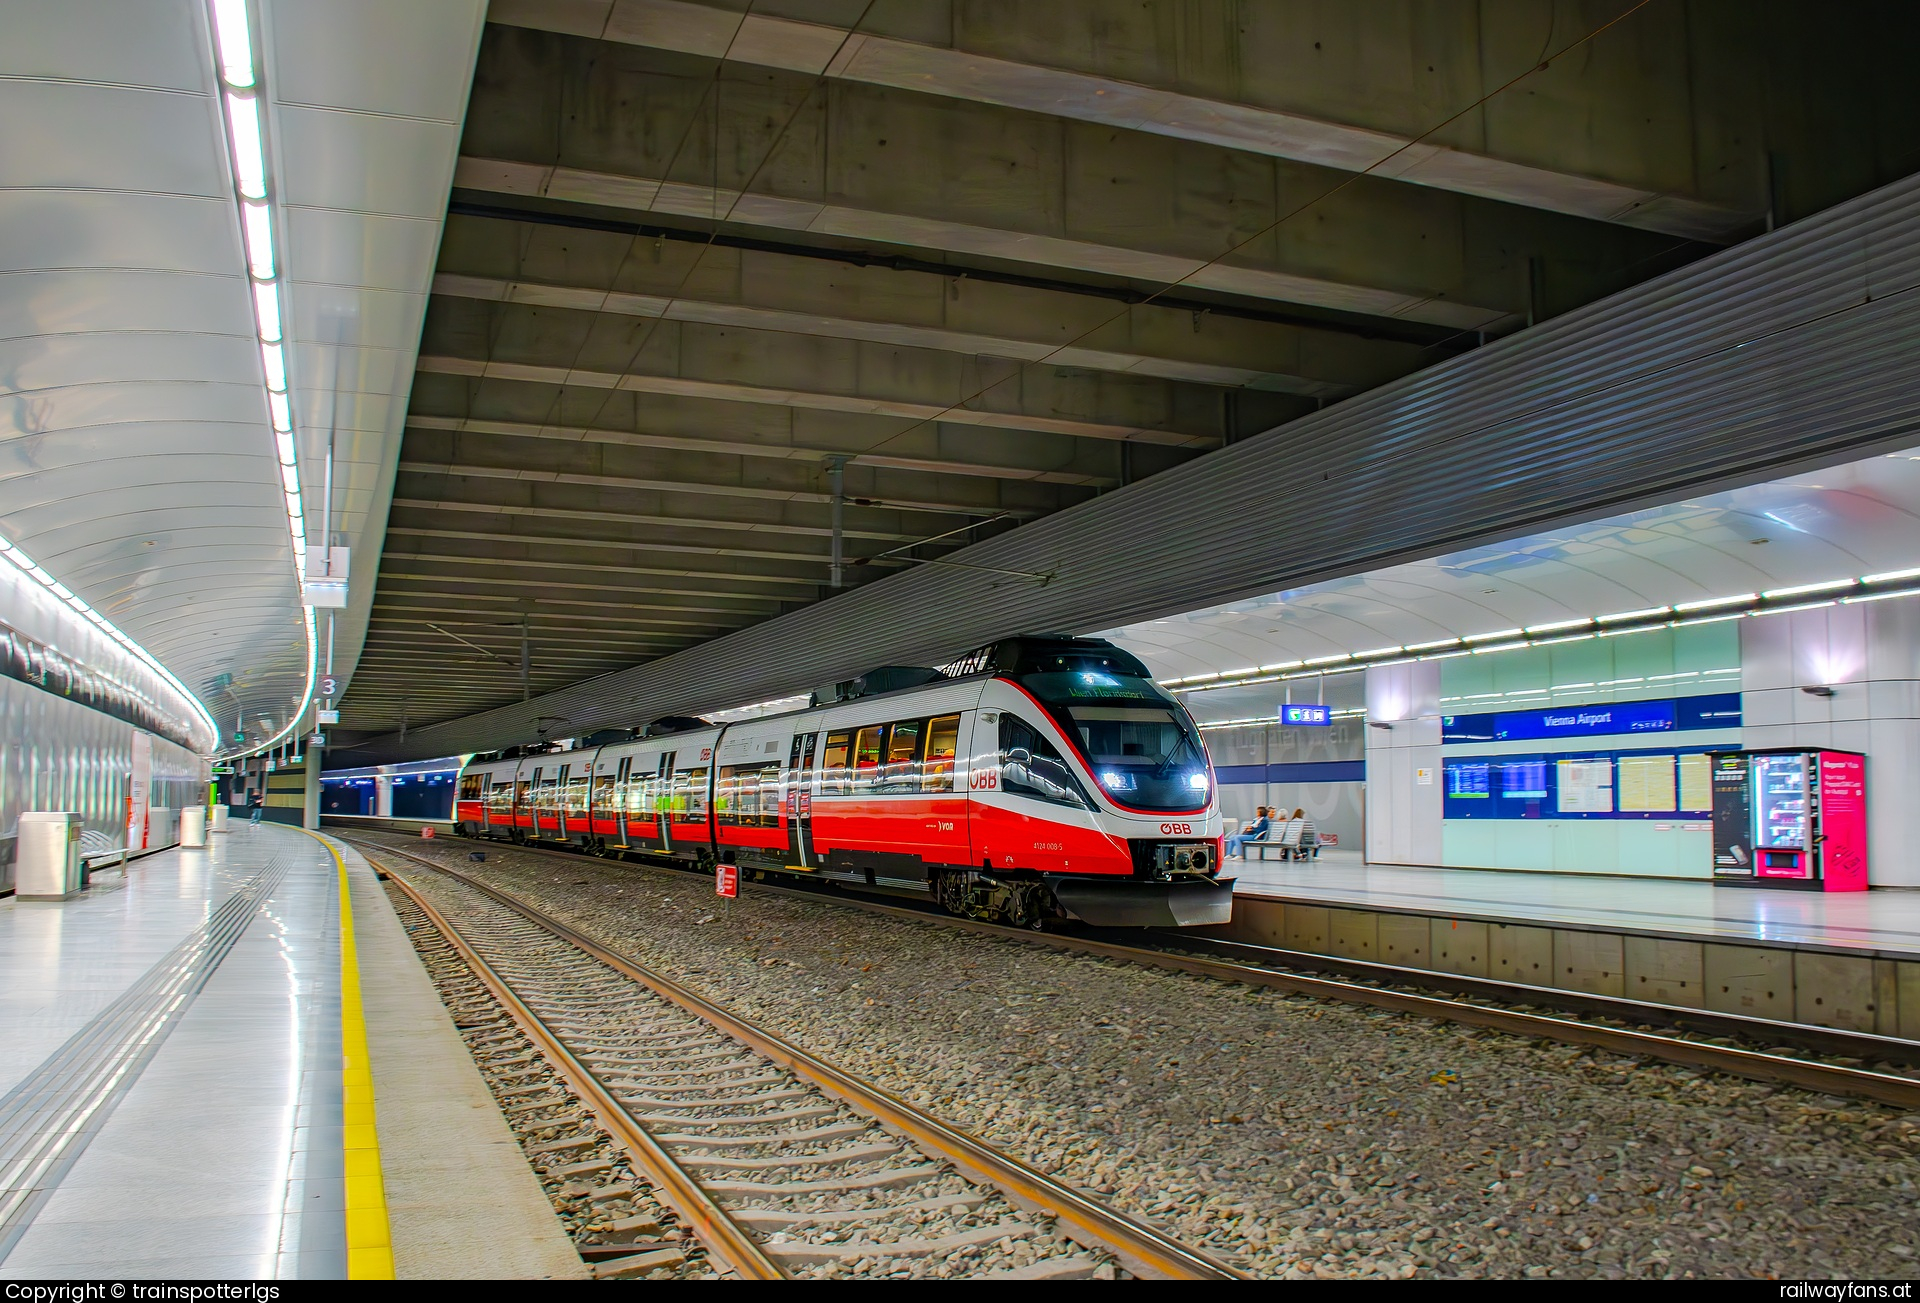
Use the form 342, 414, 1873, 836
656, 752, 675, 852
554, 763, 571, 838
610, 757, 632, 848
518, 765, 540, 835
787, 732, 818, 867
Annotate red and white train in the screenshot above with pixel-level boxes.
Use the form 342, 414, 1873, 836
453, 636, 1231, 927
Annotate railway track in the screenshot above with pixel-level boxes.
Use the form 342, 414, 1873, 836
357, 838, 1243, 1282
343, 828, 1920, 1114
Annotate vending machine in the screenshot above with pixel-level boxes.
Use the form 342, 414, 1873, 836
1709, 749, 1867, 891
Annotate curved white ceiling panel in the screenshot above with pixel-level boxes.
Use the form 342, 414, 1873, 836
0, 0, 484, 754
1107, 449, 1920, 685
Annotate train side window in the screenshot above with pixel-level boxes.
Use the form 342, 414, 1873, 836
682, 768, 710, 817
922, 714, 960, 793
592, 764, 615, 814
821, 731, 852, 795
851, 725, 887, 794
880, 720, 922, 792
999, 715, 1088, 809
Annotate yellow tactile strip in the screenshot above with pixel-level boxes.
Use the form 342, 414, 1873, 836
307, 830, 395, 1279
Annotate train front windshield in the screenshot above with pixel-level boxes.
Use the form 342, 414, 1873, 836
1019, 671, 1211, 812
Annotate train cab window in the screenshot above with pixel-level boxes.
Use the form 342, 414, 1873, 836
998, 715, 1088, 809
879, 720, 922, 792
851, 725, 887, 794
459, 773, 485, 803
922, 714, 960, 793
821, 731, 853, 795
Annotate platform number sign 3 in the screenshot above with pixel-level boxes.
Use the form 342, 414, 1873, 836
715, 864, 738, 898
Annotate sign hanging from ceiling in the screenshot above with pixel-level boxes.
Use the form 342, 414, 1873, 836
1281, 704, 1331, 726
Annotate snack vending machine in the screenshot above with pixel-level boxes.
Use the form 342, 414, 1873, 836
1710, 749, 1867, 891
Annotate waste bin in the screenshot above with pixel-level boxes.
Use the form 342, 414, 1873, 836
181, 806, 207, 847
17, 812, 83, 901
210, 805, 229, 834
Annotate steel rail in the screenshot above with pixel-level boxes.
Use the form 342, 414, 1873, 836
343, 828, 1920, 1112
352, 837, 1244, 1281
381, 865, 787, 1280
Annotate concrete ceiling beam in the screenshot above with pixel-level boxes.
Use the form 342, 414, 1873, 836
380, 549, 817, 594
415, 310, 1227, 447
487, 0, 1752, 242
394, 423, 1079, 518
405, 413, 1118, 489
380, 525, 842, 579
375, 566, 782, 613
454, 153, 1514, 332
374, 575, 776, 618
431, 268, 1363, 396
386, 491, 923, 546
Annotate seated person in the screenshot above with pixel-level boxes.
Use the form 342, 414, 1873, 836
1288, 808, 1318, 859
1224, 806, 1271, 858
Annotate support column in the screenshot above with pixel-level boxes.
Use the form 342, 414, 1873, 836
1364, 662, 1442, 866
303, 746, 322, 830
376, 777, 393, 818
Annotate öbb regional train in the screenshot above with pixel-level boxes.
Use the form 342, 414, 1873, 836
453, 637, 1231, 928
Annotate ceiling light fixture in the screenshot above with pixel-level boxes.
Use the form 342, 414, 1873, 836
204, 0, 317, 758
0, 535, 218, 745
1162, 565, 1920, 696
1761, 579, 1854, 600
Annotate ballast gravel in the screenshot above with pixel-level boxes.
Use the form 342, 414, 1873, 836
377, 838, 1920, 1280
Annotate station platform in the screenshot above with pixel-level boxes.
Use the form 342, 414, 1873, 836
1228, 852, 1920, 958
1213, 853, 1920, 1038
0, 823, 580, 1280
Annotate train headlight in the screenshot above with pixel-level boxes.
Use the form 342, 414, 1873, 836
1187, 772, 1209, 792
1099, 771, 1136, 793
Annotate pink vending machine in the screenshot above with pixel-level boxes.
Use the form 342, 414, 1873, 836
1710, 749, 1867, 891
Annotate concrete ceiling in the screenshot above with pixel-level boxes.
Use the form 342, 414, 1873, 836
338, 0, 1920, 741
0, 0, 482, 753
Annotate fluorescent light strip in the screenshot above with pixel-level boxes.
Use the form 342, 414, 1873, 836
224, 93, 266, 199
1761, 578, 1854, 600
210, 0, 254, 85
1166, 563, 1920, 694
1843, 587, 1920, 605
205, 0, 315, 757
0, 535, 219, 744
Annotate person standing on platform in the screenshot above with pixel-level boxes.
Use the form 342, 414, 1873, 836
248, 789, 264, 827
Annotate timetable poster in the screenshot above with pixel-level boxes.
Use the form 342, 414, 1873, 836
1556, 759, 1615, 813
1618, 754, 1678, 813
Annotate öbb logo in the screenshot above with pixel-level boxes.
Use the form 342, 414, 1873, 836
1160, 822, 1193, 835
969, 770, 999, 791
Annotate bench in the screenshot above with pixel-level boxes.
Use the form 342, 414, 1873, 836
1246, 818, 1319, 861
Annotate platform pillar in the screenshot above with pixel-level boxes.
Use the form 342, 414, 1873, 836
304, 745, 322, 830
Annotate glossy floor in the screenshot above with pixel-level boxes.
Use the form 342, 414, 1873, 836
1226, 850, 1920, 955
0, 825, 348, 1278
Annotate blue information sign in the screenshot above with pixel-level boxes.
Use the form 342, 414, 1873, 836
1443, 693, 1739, 744
1281, 704, 1331, 726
